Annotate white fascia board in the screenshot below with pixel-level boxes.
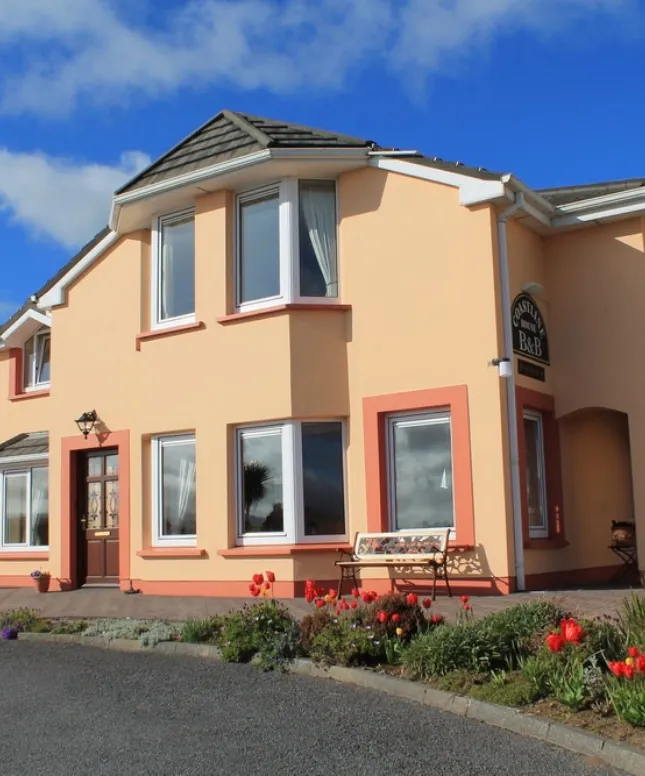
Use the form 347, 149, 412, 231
38, 230, 119, 309
0, 452, 49, 466
557, 188, 645, 214
552, 197, 645, 229
0, 309, 51, 347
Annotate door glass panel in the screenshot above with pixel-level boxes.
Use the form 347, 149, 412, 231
105, 481, 119, 528
88, 456, 102, 477
105, 454, 119, 476
87, 482, 103, 529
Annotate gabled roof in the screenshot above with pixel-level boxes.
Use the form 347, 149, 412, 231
0, 432, 49, 460
539, 178, 645, 207
115, 110, 382, 195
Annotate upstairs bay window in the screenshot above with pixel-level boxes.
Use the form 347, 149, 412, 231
236, 179, 338, 311
152, 210, 196, 329
23, 329, 51, 390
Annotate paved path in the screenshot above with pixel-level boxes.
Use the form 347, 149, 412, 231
0, 642, 626, 776
0, 585, 642, 623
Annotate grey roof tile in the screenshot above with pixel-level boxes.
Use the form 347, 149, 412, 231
539, 178, 645, 206
0, 432, 49, 458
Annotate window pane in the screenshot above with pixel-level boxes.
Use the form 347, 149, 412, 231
161, 440, 196, 537
390, 415, 454, 531
4, 474, 28, 544
23, 335, 35, 387
30, 467, 49, 547
524, 415, 547, 531
160, 216, 195, 320
36, 334, 51, 384
299, 181, 338, 298
239, 194, 280, 303
302, 422, 345, 536
240, 430, 283, 534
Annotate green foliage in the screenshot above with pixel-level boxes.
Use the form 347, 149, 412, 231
0, 607, 46, 632
548, 647, 588, 710
470, 674, 539, 707
433, 670, 484, 694
139, 621, 179, 646
309, 618, 380, 667
181, 616, 224, 644
300, 610, 333, 655
50, 620, 88, 635
578, 617, 625, 663
219, 614, 257, 663
363, 593, 427, 641
402, 623, 494, 678
606, 675, 645, 727
519, 649, 562, 697
618, 593, 645, 650
82, 618, 178, 646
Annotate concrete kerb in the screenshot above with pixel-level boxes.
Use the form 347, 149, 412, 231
15, 632, 645, 776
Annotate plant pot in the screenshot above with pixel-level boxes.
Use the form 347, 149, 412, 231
33, 575, 51, 593
611, 521, 636, 547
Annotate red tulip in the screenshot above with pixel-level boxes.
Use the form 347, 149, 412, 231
431, 614, 444, 625
391, 613, 401, 624
361, 592, 372, 604
335, 608, 341, 616
460, 595, 469, 604
305, 578, 316, 590
628, 646, 640, 658
252, 573, 264, 585
406, 593, 418, 606
249, 583, 258, 593
263, 581, 271, 591
546, 633, 565, 653
350, 602, 358, 609
377, 611, 388, 624
305, 590, 316, 604
625, 665, 635, 680
463, 604, 471, 612
250, 587, 261, 598
559, 618, 584, 644
422, 598, 432, 609
340, 600, 350, 611
328, 589, 338, 600
265, 571, 276, 583
351, 588, 361, 598
316, 587, 326, 598
314, 599, 326, 608
637, 656, 645, 673
608, 661, 624, 677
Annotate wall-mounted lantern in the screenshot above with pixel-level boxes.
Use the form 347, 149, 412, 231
75, 410, 98, 439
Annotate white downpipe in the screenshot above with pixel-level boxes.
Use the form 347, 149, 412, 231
497, 193, 526, 591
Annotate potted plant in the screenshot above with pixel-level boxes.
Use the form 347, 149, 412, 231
30, 569, 51, 593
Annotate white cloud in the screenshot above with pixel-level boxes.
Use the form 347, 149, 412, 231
0, 149, 150, 247
0, 0, 633, 116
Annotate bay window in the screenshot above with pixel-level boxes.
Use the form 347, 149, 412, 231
387, 411, 455, 533
152, 435, 196, 546
23, 329, 51, 390
236, 179, 338, 311
523, 410, 549, 538
236, 421, 346, 544
1, 466, 49, 549
152, 210, 196, 328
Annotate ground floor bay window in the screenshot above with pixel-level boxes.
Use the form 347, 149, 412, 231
387, 412, 455, 534
152, 435, 196, 546
0, 466, 49, 549
237, 421, 346, 544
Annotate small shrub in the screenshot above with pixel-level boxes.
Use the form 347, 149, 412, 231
300, 610, 334, 655
24, 618, 53, 633
433, 670, 485, 694
309, 618, 380, 667
362, 593, 426, 641
618, 593, 645, 649
219, 614, 257, 663
578, 617, 625, 663
548, 647, 588, 710
0, 607, 45, 633
470, 674, 539, 707
402, 623, 494, 678
606, 676, 645, 727
139, 621, 179, 646
181, 616, 224, 644
520, 649, 562, 697
256, 618, 300, 672
83, 619, 151, 641
50, 619, 88, 635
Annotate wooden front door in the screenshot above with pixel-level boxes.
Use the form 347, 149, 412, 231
78, 450, 120, 586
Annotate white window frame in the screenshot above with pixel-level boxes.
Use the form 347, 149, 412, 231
151, 434, 197, 547
235, 420, 348, 546
523, 410, 549, 539
386, 410, 456, 539
235, 178, 340, 313
0, 464, 49, 551
23, 329, 51, 391
150, 209, 196, 331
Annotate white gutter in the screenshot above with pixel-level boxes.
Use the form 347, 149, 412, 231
497, 193, 526, 592
0, 453, 48, 465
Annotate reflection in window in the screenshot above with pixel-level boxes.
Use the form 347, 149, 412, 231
23, 330, 51, 389
238, 192, 280, 304
156, 436, 196, 540
389, 412, 454, 531
1, 467, 48, 548
239, 428, 284, 534
302, 422, 345, 535
524, 412, 548, 538
158, 213, 195, 322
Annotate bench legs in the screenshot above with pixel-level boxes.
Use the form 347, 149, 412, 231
432, 561, 452, 598
338, 566, 359, 598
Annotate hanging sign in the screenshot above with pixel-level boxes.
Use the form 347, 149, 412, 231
511, 293, 550, 365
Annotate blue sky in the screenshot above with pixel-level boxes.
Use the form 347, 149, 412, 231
0, 0, 643, 321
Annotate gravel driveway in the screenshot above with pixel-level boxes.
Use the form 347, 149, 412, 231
0, 643, 626, 776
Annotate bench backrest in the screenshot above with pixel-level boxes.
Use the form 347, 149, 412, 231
352, 529, 450, 561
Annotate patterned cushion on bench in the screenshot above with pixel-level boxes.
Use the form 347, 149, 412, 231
352, 529, 450, 563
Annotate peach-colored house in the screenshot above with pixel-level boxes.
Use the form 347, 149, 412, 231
1, 110, 643, 597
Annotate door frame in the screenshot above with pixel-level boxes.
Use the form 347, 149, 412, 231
61, 430, 130, 590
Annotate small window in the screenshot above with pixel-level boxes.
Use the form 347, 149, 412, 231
154, 211, 195, 327
236, 421, 346, 544
152, 435, 196, 545
524, 411, 548, 538
299, 181, 338, 298
237, 188, 280, 306
387, 412, 454, 532
1, 466, 49, 549
23, 330, 51, 389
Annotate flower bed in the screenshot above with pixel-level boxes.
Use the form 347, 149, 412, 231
3, 572, 645, 745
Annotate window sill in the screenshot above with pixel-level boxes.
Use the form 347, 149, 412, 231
0, 551, 49, 561
524, 538, 569, 551
135, 321, 205, 350
218, 543, 353, 557
217, 304, 352, 325
137, 548, 207, 559
10, 389, 50, 402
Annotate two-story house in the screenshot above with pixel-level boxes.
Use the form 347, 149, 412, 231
1, 109, 643, 597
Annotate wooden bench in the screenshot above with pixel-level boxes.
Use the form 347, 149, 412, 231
336, 529, 452, 599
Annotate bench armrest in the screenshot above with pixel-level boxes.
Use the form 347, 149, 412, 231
337, 548, 355, 561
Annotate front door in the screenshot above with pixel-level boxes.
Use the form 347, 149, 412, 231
78, 450, 119, 586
